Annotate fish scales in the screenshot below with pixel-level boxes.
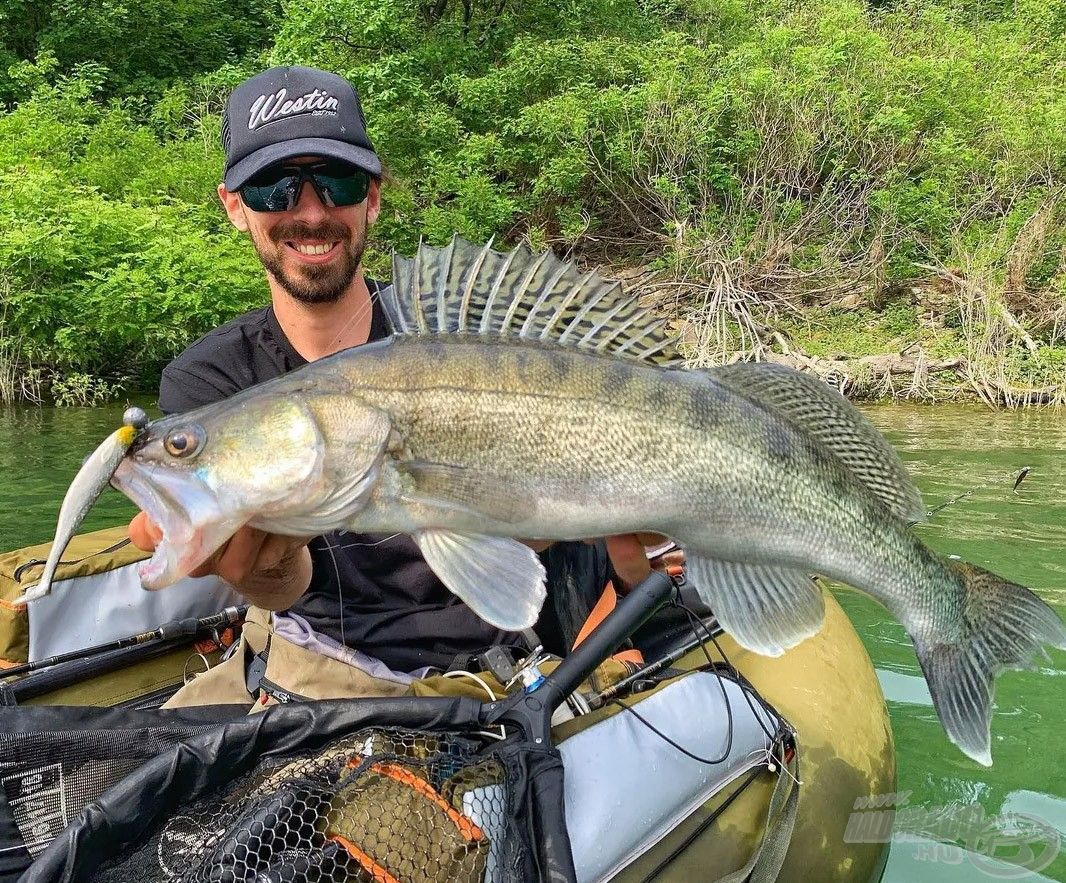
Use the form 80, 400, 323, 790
29, 235, 1066, 766
326, 337, 923, 591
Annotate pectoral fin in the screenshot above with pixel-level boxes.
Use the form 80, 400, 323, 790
400, 461, 536, 524
687, 555, 825, 656
414, 529, 547, 630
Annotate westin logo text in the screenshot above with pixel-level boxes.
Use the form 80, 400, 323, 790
248, 88, 339, 130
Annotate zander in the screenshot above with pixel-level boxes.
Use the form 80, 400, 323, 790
26, 237, 1066, 765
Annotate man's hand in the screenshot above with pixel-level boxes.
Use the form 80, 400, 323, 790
128, 512, 313, 610
602, 533, 685, 593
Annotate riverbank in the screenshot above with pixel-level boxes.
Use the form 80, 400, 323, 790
629, 262, 1065, 408
3, 264, 1062, 408
1, 0, 1062, 408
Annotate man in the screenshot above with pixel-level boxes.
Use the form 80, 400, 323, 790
129, 66, 673, 692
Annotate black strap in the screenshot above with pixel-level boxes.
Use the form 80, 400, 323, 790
13, 537, 133, 583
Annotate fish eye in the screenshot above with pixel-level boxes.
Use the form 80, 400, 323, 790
163, 425, 205, 459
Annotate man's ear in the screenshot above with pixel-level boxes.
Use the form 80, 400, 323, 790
365, 178, 382, 227
218, 184, 250, 232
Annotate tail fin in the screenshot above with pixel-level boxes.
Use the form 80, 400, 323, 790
915, 561, 1066, 766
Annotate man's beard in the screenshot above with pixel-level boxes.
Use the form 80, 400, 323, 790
252, 220, 367, 304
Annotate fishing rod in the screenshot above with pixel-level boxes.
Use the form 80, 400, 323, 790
0, 606, 246, 681
913, 466, 1031, 524
587, 613, 724, 710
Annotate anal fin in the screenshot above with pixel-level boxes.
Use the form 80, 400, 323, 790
686, 555, 825, 656
414, 529, 547, 630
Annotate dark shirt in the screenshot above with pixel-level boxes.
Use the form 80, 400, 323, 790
158, 281, 530, 671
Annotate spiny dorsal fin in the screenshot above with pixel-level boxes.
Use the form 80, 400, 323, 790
710, 361, 925, 523
383, 235, 684, 366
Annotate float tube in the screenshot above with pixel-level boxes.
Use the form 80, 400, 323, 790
0, 528, 894, 882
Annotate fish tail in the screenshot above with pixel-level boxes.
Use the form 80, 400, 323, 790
914, 559, 1066, 766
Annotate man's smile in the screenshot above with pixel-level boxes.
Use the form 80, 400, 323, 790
286, 240, 342, 263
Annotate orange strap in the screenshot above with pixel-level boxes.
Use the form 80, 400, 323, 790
571, 581, 644, 666
331, 762, 486, 882
372, 762, 485, 842
343, 759, 486, 843
329, 835, 401, 883
614, 648, 646, 666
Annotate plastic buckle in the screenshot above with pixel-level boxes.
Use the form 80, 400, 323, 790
245, 651, 269, 697
476, 646, 518, 684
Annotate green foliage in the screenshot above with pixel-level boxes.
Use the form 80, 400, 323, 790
51, 372, 124, 407
776, 301, 957, 359
0, 75, 265, 389
0, 0, 1062, 401
0, 0, 281, 102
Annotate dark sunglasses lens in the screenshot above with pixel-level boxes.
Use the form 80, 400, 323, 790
240, 180, 294, 212
314, 167, 371, 207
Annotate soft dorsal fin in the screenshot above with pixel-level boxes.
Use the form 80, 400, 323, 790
382, 235, 684, 366
710, 361, 926, 523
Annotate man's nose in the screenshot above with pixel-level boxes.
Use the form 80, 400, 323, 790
289, 181, 329, 222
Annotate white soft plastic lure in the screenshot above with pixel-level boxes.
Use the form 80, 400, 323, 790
12, 407, 148, 605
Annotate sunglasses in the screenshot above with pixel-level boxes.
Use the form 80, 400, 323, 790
239, 161, 372, 213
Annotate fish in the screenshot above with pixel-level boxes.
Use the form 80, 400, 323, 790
12, 407, 149, 605
33, 236, 1066, 765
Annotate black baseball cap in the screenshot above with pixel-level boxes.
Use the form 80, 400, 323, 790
221, 66, 381, 192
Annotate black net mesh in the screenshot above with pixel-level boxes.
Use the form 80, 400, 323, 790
96, 728, 513, 883
0, 723, 215, 860
1, 700, 566, 883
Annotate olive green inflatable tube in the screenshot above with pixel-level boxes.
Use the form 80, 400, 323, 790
614, 585, 895, 883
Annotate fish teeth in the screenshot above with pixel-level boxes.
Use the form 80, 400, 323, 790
293, 243, 334, 256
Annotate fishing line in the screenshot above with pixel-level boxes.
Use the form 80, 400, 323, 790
318, 532, 404, 693
324, 279, 381, 353
315, 277, 382, 689
328, 533, 401, 552
917, 465, 1032, 523
317, 532, 354, 692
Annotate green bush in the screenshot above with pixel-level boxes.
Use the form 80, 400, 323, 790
0, 0, 1061, 401
0, 75, 264, 386
0, 0, 281, 102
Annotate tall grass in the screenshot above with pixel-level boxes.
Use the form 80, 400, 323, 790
0, 279, 43, 406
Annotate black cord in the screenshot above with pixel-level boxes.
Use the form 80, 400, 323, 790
624, 599, 799, 882
609, 696, 733, 765
606, 599, 737, 765
676, 599, 780, 743
605, 598, 792, 772
638, 764, 765, 883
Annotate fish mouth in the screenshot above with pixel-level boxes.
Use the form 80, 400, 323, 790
112, 459, 243, 590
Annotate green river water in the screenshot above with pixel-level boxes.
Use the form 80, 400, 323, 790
1, 400, 1064, 881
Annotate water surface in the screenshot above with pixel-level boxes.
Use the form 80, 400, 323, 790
1, 400, 1063, 880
